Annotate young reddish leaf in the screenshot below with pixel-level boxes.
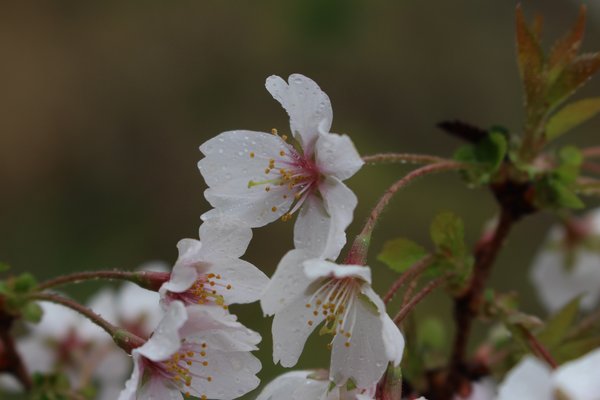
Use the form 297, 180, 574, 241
515, 5, 544, 105
546, 97, 600, 140
547, 52, 600, 108
531, 13, 543, 40
547, 6, 587, 84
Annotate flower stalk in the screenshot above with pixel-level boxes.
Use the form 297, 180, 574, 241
37, 270, 170, 292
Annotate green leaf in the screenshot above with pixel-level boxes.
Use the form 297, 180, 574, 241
378, 238, 428, 273
555, 336, 600, 363
416, 317, 446, 350
534, 177, 584, 210
430, 211, 466, 257
13, 273, 37, 293
546, 98, 600, 140
555, 146, 583, 184
453, 131, 508, 184
0, 262, 10, 272
538, 297, 581, 349
22, 301, 44, 323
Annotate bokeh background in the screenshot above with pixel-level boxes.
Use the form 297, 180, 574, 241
1, 1, 600, 398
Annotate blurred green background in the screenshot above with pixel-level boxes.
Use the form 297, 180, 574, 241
1, 1, 600, 398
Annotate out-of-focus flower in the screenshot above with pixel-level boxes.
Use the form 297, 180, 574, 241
262, 254, 404, 389
198, 74, 363, 260
0, 264, 165, 399
119, 301, 261, 400
256, 370, 375, 400
160, 217, 268, 309
453, 378, 496, 400
497, 348, 600, 400
530, 209, 600, 312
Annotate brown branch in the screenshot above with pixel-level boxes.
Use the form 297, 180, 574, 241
362, 153, 448, 166
383, 255, 434, 305
444, 207, 515, 396
37, 270, 169, 292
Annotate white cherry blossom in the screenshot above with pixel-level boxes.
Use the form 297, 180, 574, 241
262, 254, 404, 389
119, 301, 261, 400
497, 349, 600, 400
160, 217, 269, 309
256, 370, 375, 400
198, 74, 363, 260
530, 208, 600, 312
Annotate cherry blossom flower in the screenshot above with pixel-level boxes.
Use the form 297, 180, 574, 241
119, 301, 261, 400
0, 263, 167, 399
530, 208, 600, 312
256, 370, 375, 400
497, 349, 600, 400
160, 217, 269, 309
262, 254, 404, 389
198, 74, 363, 260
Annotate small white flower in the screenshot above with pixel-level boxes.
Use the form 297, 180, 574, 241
198, 74, 363, 260
256, 370, 375, 400
497, 348, 600, 400
453, 378, 496, 400
262, 253, 404, 388
160, 217, 269, 309
530, 208, 600, 313
119, 301, 262, 400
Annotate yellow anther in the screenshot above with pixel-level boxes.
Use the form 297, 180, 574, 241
308, 320, 313, 326
202, 361, 209, 366
207, 376, 212, 382
345, 342, 351, 348
249, 152, 255, 158
271, 128, 278, 135
265, 187, 270, 192
305, 303, 311, 308
282, 135, 288, 141
279, 150, 285, 156
226, 284, 232, 289
272, 206, 277, 212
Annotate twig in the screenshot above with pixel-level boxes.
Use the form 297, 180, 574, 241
393, 274, 450, 324
37, 270, 169, 292
383, 255, 433, 305
362, 153, 448, 166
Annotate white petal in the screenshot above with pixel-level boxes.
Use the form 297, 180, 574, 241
118, 353, 144, 400
303, 259, 371, 284
265, 74, 333, 154
199, 130, 293, 227
181, 305, 261, 352
381, 313, 404, 366
530, 244, 600, 313
272, 288, 327, 367
80, 288, 118, 341
160, 263, 198, 295
136, 372, 183, 400
207, 259, 269, 305
199, 216, 253, 260
257, 370, 330, 400
135, 301, 187, 362
315, 133, 363, 181
497, 357, 552, 400
187, 350, 261, 400
319, 177, 358, 261
330, 287, 388, 388
16, 336, 54, 376
293, 195, 334, 258
553, 347, 600, 400
261, 249, 315, 316
117, 282, 163, 335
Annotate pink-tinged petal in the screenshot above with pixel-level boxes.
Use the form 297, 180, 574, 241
315, 132, 363, 181
161, 262, 198, 295
136, 372, 183, 400
199, 217, 253, 260
118, 353, 144, 400
330, 287, 388, 388
303, 259, 371, 284
206, 259, 269, 305
319, 177, 358, 261
293, 195, 335, 259
265, 74, 333, 154
553, 347, 600, 400
261, 249, 315, 316
136, 301, 187, 362
199, 130, 293, 227
497, 357, 552, 400
272, 289, 327, 367
117, 282, 163, 335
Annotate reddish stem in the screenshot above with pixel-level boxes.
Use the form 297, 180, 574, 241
522, 328, 558, 369
393, 274, 450, 324
362, 153, 448, 166
0, 320, 32, 390
581, 146, 600, 158
383, 255, 433, 305
37, 270, 170, 292
29, 292, 145, 353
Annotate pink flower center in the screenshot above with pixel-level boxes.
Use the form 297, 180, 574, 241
147, 341, 212, 399
248, 133, 321, 221
169, 273, 232, 309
